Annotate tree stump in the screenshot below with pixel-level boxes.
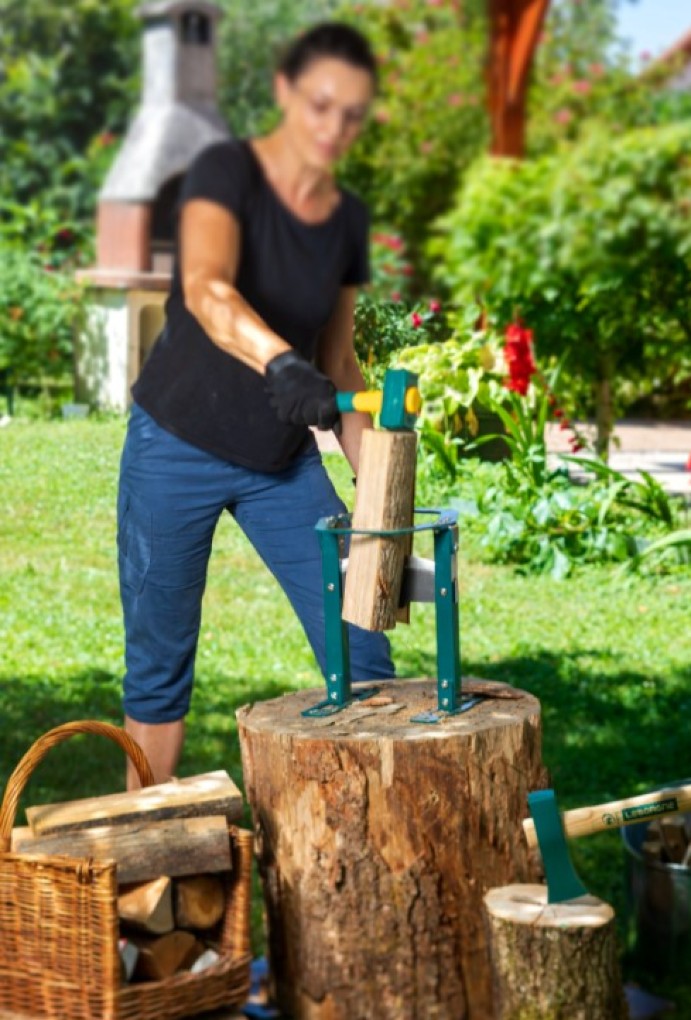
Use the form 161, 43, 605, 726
484, 884, 629, 1020
237, 679, 547, 1020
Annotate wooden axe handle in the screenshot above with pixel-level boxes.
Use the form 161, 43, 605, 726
523, 784, 691, 849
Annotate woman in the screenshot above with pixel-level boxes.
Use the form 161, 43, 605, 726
118, 22, 395, 786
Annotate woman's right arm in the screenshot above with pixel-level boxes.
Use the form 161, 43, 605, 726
180, 198, 290, 374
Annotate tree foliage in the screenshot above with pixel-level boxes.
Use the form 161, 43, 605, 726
0, 0, 139, 211
338, 0, 488, 254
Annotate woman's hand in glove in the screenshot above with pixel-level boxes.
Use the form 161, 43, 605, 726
265, 350, 340, 431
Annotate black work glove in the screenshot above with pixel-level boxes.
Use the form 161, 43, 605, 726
265, 350, 340, 431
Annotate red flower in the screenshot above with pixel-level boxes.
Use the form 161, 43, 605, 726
429, 298, 441, 313
503, 322, 537, 396
411, 312, 423, 328
686, 453, 691, 472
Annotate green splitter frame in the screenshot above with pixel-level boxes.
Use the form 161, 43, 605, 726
302, 508, 486, 722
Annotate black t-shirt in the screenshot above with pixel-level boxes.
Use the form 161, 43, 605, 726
132, 139, 370, 471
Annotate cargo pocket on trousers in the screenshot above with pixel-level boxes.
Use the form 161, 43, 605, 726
117, 491, 153, 595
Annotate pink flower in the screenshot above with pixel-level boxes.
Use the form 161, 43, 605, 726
447, 93, 463, 107
554, 108, 573, 125
429, 299, 441, 313
572, 79, 592, 95
411, 312, 423, 328
589, 62, 604, 77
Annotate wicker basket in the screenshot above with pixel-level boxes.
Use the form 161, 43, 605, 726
0, 720, 253, 1020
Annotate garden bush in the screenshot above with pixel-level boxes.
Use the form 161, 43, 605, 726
428, 120, 691, 454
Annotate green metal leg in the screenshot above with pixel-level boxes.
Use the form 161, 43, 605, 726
302, 516, 379, 718
411, 511, 485, 724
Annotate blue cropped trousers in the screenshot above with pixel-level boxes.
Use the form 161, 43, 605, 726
118, 404, 394, 723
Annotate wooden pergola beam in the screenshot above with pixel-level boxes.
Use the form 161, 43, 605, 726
487, 0, 551, 157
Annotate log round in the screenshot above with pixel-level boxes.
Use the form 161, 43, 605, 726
484, 884, 628, 1020
237, 678, 547, 1020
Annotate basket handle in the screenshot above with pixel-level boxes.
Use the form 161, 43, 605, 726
0, 720, 156, 850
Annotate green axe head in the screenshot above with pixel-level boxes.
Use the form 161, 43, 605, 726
527, 789, 589, 903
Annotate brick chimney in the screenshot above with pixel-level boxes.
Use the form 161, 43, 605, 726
96, 0, 230, 274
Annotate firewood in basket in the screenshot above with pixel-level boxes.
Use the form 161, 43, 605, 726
11, 814, 232, 883
118, 876, 174, 934
659, 816, 689, 864
174, 874, 226, 930
642, 838, 664, 864
131, 930, 202, 981
25, 770, 243, 836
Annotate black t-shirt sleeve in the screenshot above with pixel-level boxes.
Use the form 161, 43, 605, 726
179, 140, 252, 219
341, 195, 370, 287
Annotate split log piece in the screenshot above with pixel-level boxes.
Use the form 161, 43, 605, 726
11, 814, 232, 883
342, 429, 417, 632
26, 770, 243, 836
238, 677, 547, 1020
659, 816, 689, 863
131, 930, 201, 981
484, 884, 628, 1020
118, 875, 174, 934
174, 874, 226, 930
642, 838, 664, 864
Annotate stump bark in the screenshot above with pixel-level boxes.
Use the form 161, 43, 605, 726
237, 679, 547, 1020
484, 884, 629, 1020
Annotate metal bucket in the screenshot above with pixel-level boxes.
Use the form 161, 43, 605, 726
621, 794, 691, 979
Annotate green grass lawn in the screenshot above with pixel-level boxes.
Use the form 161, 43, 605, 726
1, 418, 690, 1011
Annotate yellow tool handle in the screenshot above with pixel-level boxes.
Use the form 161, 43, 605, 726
523, 783, 691, 848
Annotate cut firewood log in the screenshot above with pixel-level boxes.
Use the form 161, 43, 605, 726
25, 771, 242, 836
131, 930, 201, 981
174, 875, 226, 930
118, 876, 174, 934
659, 816, 689, 864
11, 815, 232, 883
642, 838, 664, 863
484, 884, 628, 1020
342, 429, 417, 632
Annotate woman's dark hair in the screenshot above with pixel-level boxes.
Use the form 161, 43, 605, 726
278, 22, 378, 84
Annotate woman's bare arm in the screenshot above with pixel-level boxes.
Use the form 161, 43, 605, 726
317, 287, 372, 474
180, 199, 290, 373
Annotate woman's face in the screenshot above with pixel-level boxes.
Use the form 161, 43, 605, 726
276, 57, 374, 169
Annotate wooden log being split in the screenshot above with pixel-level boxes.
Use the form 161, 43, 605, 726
118, 876, 174, 934
484, 884, 628, 1020
26, 770, 243, 836
174, 875, 226, 930
238, 678, 547, 1020
342, 429, 417, 632
11, 814, 232, 884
